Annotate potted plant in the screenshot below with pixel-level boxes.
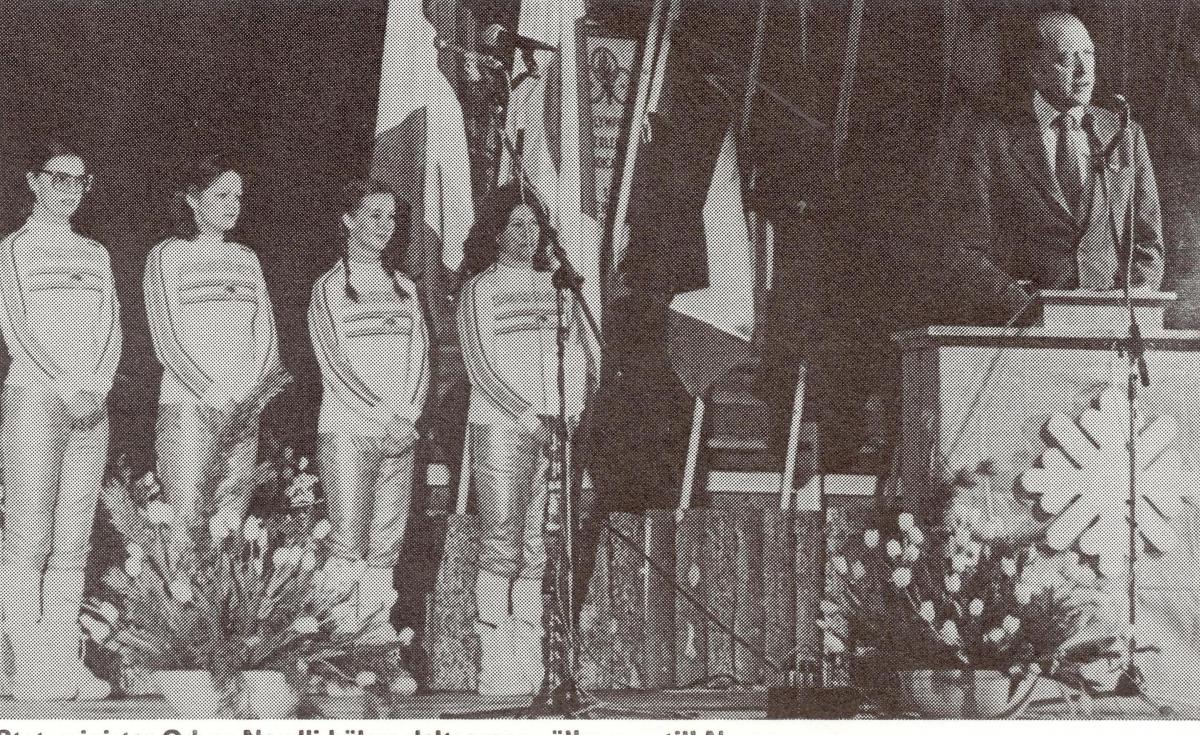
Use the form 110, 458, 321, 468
822, 508, 1124, 718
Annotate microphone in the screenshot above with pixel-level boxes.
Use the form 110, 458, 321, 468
434, 36, 504, 71
1112, 93, 1134, 167
482, 23, 560, 54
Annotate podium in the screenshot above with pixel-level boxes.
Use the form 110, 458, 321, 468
893, 289, 1200, 701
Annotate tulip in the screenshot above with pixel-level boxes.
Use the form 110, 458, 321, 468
169, 578, 194, 604
940, 620, 960, 645
897, 513, 915, 531
905, 526, 925, 545
902, 544, 920, 563
243, 516, 264, 542
952, 554, 969, 573
819, 600, 840, 617
124, 557, 143, 578
919, 601, 936, 622
389, 673, 419, 696
823, 632, 847, 654
1014, 583, 1034, 606
272, 548, 290, 568
95, 601, 121, 624
300, 549, 318, 571
969, 598, 984, 617
312, 519, 333, 540
986, 628, 1005, 643
355, 671, 378, 688
891, 567, 912, 588
886, 539, 902, 559
293, 616, 320, 635
209, 515, 231, 541
145, 500, 173, 526
1003, 615, 1021, 635
831, 556, 849, 576
125, 542, 146, 559
1000, 557, 1018, 577
945, 574, 962, 594
297, 456, 309, 471
397, 626, 416, 646
850, 560, 867, 581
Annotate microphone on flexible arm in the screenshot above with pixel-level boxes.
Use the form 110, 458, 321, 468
1112, 93, 1135, 168
434, 36, 505, 71
482, 23, 561, 54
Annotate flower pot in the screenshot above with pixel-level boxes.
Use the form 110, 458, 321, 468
899, 669, 1039, 718
153, 669, 223, 718
239, 669, 299, 718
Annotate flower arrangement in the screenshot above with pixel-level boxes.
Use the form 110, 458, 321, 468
820, 509, 1124, 689
84, 447, 415, 715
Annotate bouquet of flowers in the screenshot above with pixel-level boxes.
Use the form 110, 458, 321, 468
821, 510, 1124, 688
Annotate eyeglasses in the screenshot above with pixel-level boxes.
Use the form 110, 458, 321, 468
33, 170, 94, 192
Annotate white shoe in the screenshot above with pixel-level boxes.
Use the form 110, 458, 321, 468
474, 619, 528, 697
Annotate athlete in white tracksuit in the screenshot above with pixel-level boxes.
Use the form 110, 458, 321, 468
0, 147, 120, 701
144, 163, 279, 539
309, 182, 429, 642
457, 199, 598, 696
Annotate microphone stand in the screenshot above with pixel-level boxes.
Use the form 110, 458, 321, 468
1085, 105, 1172, 717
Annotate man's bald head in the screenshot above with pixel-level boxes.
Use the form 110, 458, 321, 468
1031, 12, 1096, 109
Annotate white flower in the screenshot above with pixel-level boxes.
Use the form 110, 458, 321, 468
144, 500, 173, 526
969, 598, 984, 617
125, 542, 146, 559
1003, 615, 1021, 635
397, 626, 416, 646
293, 616, 320, 635
864, 529, 880, 548
1000, 557, 1018, 577
952, 554, 970, 573
243, 515, 264, 542
168, 578, 194, 604
945, 574, 962, 594
823, 632, 847, 654
94, 601, 121, 624
297, 456, 309, 471
819, 600, 840, 617
850, 560, 867, 581
905, 526, 925, 545
209, 515, 231, 541
919, 600, 936, 622
831, 556, 849, 576
272, 547, 301, 568
124, 557, 144, 578
897, 513, 915, 531
886, 539, 902, 558
891, 567, 912, 588
1014, 582, 1035, 606
986, 628, 1005, 643
902, 544, 920, 563
312, 519, 332, 540
300, 549, 318, 571
940, 620, 960, 645
355, 671, 378, 688
389, 673, 418, 696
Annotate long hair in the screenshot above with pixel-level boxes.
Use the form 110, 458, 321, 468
170, 154, 239, 239
460, 181, 549, 281
337, 178, 411, 302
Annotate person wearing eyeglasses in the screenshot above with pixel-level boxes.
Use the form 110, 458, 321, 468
308, 180, 430, 644
144, 154, 280, 540
0, 141, 120, 701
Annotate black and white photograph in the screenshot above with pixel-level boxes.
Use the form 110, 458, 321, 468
2, 0, 1200, 723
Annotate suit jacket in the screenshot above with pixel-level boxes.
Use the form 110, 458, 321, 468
940, 103, 1164, 323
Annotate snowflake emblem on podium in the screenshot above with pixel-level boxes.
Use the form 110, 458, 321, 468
1022, 387, 1181, 575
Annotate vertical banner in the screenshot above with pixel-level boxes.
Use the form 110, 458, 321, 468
576, 27, 638, 226
369, 0, 475, 342
503, 0, 602, 317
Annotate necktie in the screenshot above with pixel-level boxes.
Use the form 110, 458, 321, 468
1056, 112, 1084, 218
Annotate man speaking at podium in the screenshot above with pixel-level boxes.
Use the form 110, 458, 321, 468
943, 11, 1163, 324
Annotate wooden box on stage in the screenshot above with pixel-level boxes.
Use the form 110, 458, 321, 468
894, 289, 1200, 700
421, 508, 867, 691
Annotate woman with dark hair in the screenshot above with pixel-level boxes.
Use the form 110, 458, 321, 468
0, 141, 120, 700
456, 186, 598, 696
144, 155, 280, 537
308, 180, 430, 642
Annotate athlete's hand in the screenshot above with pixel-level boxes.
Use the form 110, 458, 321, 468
64, 391, 105, 430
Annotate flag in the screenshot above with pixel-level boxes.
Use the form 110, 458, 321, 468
501, 0, 602, 316
369, 0, 475, 340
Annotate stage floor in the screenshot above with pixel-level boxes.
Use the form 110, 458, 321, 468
0, 690, 1194, 720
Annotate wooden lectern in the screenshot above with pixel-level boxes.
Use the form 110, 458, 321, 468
893, 289, 1200, 701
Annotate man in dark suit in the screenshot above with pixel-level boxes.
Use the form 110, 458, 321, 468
942, 11, 1164, 324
